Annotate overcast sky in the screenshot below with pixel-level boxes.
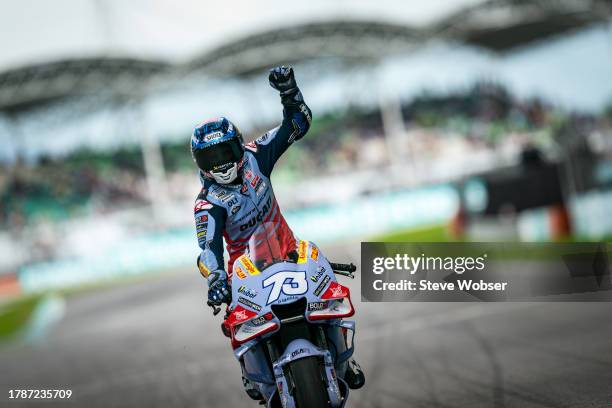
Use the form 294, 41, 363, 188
0, 0, 484, 70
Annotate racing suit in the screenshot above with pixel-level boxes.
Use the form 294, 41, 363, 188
193, 95, 312, 283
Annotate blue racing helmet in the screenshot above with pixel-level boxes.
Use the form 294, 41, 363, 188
191, 117, 244, 173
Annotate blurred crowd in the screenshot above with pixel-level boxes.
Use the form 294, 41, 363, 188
0, 150, 149, 232
270, 83, 610, 182
1, 83, 610, 232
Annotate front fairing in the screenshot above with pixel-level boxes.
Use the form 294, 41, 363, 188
226, 240, 354, 348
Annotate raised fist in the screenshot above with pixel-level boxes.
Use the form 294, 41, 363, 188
268, 66, 298, 96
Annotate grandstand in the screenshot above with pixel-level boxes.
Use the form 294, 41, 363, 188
0, 0, 610, 289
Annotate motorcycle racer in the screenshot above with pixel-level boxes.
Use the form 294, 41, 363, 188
192, 66, 308, 307
191, 66, 364, 398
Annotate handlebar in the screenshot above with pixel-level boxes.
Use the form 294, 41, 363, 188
329, 262, 357, 272
330, 262, 357, 278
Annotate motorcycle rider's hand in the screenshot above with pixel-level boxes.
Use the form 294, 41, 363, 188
207, 272, 231, 305
269, 66, 297, 96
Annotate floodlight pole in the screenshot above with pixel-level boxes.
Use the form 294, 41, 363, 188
377, 77, 417, 188
0, 113, 21, 165
135, 97, 169, 221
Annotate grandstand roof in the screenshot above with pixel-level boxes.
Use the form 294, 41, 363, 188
435, 0, 611, 50
0, 0, 609, 113
0, 58, 171, 113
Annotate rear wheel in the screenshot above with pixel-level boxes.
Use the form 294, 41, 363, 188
288, 356, 329, 408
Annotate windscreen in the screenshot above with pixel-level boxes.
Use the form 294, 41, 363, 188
247, 222, 285, 270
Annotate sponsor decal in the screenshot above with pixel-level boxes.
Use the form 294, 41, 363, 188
215, 190, 226, 200
300, 103, 312, 124
234, 309, 248, 321
330, 284, 346, 298
241, 183, 248, 194
256, 132, 270, 144
310, 266, 325, 283
238, 285, 258, 298
244, 169, 253, 180
235, 267, 247, 279
250, 316, 267, 326
197, 215, 208, 223
197, 259, 210, 278
240, 255, 260, 276
239, 197, 272, 231
250, 175, 260, 187
231, 205, 241, 215
290, 348, 307, 358
276, 295, 299, 304
297, 240, 308, 264
194, 199, 212, 212
314, 275, 331, 297
255, 180, 266, 196
307, 301, 327, 311
310, 246, 319, 261
278, 382, 285, 407
220, 193, 235, 204
196, 231, 207, 238
226, 197, 238, 207
238, 296, 262, 312
204, 131, 223, 142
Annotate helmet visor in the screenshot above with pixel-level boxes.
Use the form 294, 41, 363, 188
194, 139, 243, 172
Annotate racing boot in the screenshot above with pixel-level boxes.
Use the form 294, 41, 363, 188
344, 358, 365, 389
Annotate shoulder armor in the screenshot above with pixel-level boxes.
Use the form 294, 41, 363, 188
194, 188, 212, 212
244, 140, 258, 152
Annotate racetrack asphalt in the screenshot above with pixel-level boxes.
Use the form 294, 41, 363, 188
1, 243, 611, 407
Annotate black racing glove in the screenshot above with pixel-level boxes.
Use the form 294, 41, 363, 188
207, 271, 231, 306
269, 66, 303, 106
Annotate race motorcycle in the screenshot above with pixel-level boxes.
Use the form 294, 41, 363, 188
208, 222, 358, 407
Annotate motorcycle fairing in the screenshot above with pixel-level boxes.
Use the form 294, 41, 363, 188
226, 240, 354, 348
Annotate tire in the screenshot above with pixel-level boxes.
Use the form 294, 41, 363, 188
288, 356, 329, 408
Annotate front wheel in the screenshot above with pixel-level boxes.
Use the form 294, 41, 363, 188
288, 356, 329, 408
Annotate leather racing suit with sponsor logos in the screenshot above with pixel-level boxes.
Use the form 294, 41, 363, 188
194, 101, 312, 282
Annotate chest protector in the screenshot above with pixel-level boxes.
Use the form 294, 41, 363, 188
204, 152, 296, 277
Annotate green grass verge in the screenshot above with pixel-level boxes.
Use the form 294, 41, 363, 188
0, 267, 189, 343
371, 224, 456, 242
372, 224, 612, 244
370, 224, 612, 260
0, 295, 42, 340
